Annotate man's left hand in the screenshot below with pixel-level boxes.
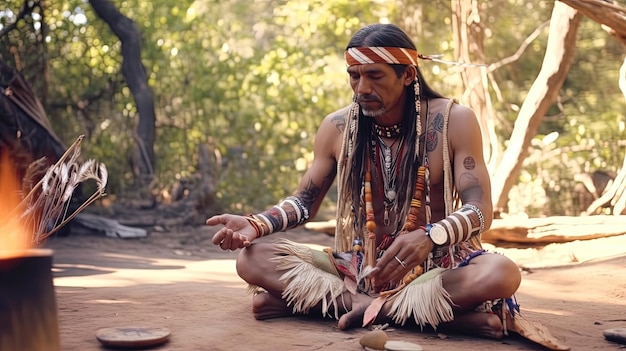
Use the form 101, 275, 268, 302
371, 229, 434, 291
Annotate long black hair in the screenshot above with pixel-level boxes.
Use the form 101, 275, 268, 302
345, 23, 441, 235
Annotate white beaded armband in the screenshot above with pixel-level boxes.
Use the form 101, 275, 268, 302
428, 203, 486, 246
461, 203, 485, 234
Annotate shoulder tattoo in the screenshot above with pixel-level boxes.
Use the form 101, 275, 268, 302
425, 129, 438, 152
425, 112, 444, 152
432, 112, 444, 133
331, 112, 346, 133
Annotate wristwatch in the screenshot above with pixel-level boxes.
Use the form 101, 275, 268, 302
426, 223, 448, 246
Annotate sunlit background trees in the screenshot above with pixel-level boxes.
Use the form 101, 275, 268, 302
1, 0, 625, 218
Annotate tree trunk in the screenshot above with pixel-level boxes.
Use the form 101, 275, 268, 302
483, 214, 626, 244
612, 58, 626, 215
0, 0, 49, 107
88, 0, 156, 186
557, 0, 626, 216
491, 2, 581, 213
583, 57, 626, 215
559, 0, 626, 46
450, 0, 499, 167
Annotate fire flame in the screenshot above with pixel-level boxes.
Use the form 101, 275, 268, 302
0, 151, 32, 258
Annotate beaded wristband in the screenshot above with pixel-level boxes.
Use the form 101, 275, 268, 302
461, 203, 485, 234
250, 196, 312, 238
263, 207, 283, 232
282, 195, 310, 225
279, 198, 302, 224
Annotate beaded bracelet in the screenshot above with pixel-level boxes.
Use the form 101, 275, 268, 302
245, 214, 271, 238
281, 195, 310, 225
279, 198, 302, 225
461, 203, 485, 234
249, 196, 312, 238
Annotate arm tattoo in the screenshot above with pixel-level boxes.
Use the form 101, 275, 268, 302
426, 113, 444, 152
458, 172, 484, 203
425, 129, 438, 152
432, 112, 444, 133
423, 113, 487, 245
331, 113, 346, 133
298, 178, 323, 208
250, 176, 329, 236
463, 157, 476, 170
250, 119, 338, 235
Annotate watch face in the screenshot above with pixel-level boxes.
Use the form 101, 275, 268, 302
429, 224, 448, 245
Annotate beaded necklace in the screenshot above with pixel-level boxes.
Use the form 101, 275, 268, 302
338, 77, 428, 274
371, 132, 405, 226
356, 100, 430, 263
405, 99, 431, 231
372, 122, 403, 138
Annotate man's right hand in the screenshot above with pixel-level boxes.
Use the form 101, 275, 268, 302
206, 214, 257, 251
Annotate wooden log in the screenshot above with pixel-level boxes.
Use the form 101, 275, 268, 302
73, 213, 147, 238
304, 219, 336, 235
483, 215, 626, 244
304, 215, 626, 245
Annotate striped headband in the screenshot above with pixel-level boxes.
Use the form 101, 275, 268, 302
345, 47, 419, 67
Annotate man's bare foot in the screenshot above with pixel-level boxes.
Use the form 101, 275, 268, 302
441, 312, 503, 339
337, 292, 375, 330
252, 291, 292, 320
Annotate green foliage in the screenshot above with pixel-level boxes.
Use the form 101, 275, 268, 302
2, 0, 625, 216
141, 0, 390, 211
511, 15, 626, 216
39, 0, 390, 211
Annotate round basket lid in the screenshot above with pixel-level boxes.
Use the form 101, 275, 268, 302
384, 340, 424, 351
95, 326, 171, 348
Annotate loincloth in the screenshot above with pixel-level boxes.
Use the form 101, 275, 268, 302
255, 239, 518, 329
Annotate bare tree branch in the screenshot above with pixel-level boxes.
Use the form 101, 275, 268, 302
487, 21, 551, 73
491, 2, 582, 212
559, 0, 626, 45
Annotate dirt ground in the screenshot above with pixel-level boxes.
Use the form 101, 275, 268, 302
43, 223, 626, 351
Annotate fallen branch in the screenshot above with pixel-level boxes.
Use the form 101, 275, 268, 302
304, 215, 626, 245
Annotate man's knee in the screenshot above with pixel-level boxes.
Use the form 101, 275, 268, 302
235, 243, 274, 285
487, 254, 521, 296
235, 245, 258, 283
469, 254, 521, 297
